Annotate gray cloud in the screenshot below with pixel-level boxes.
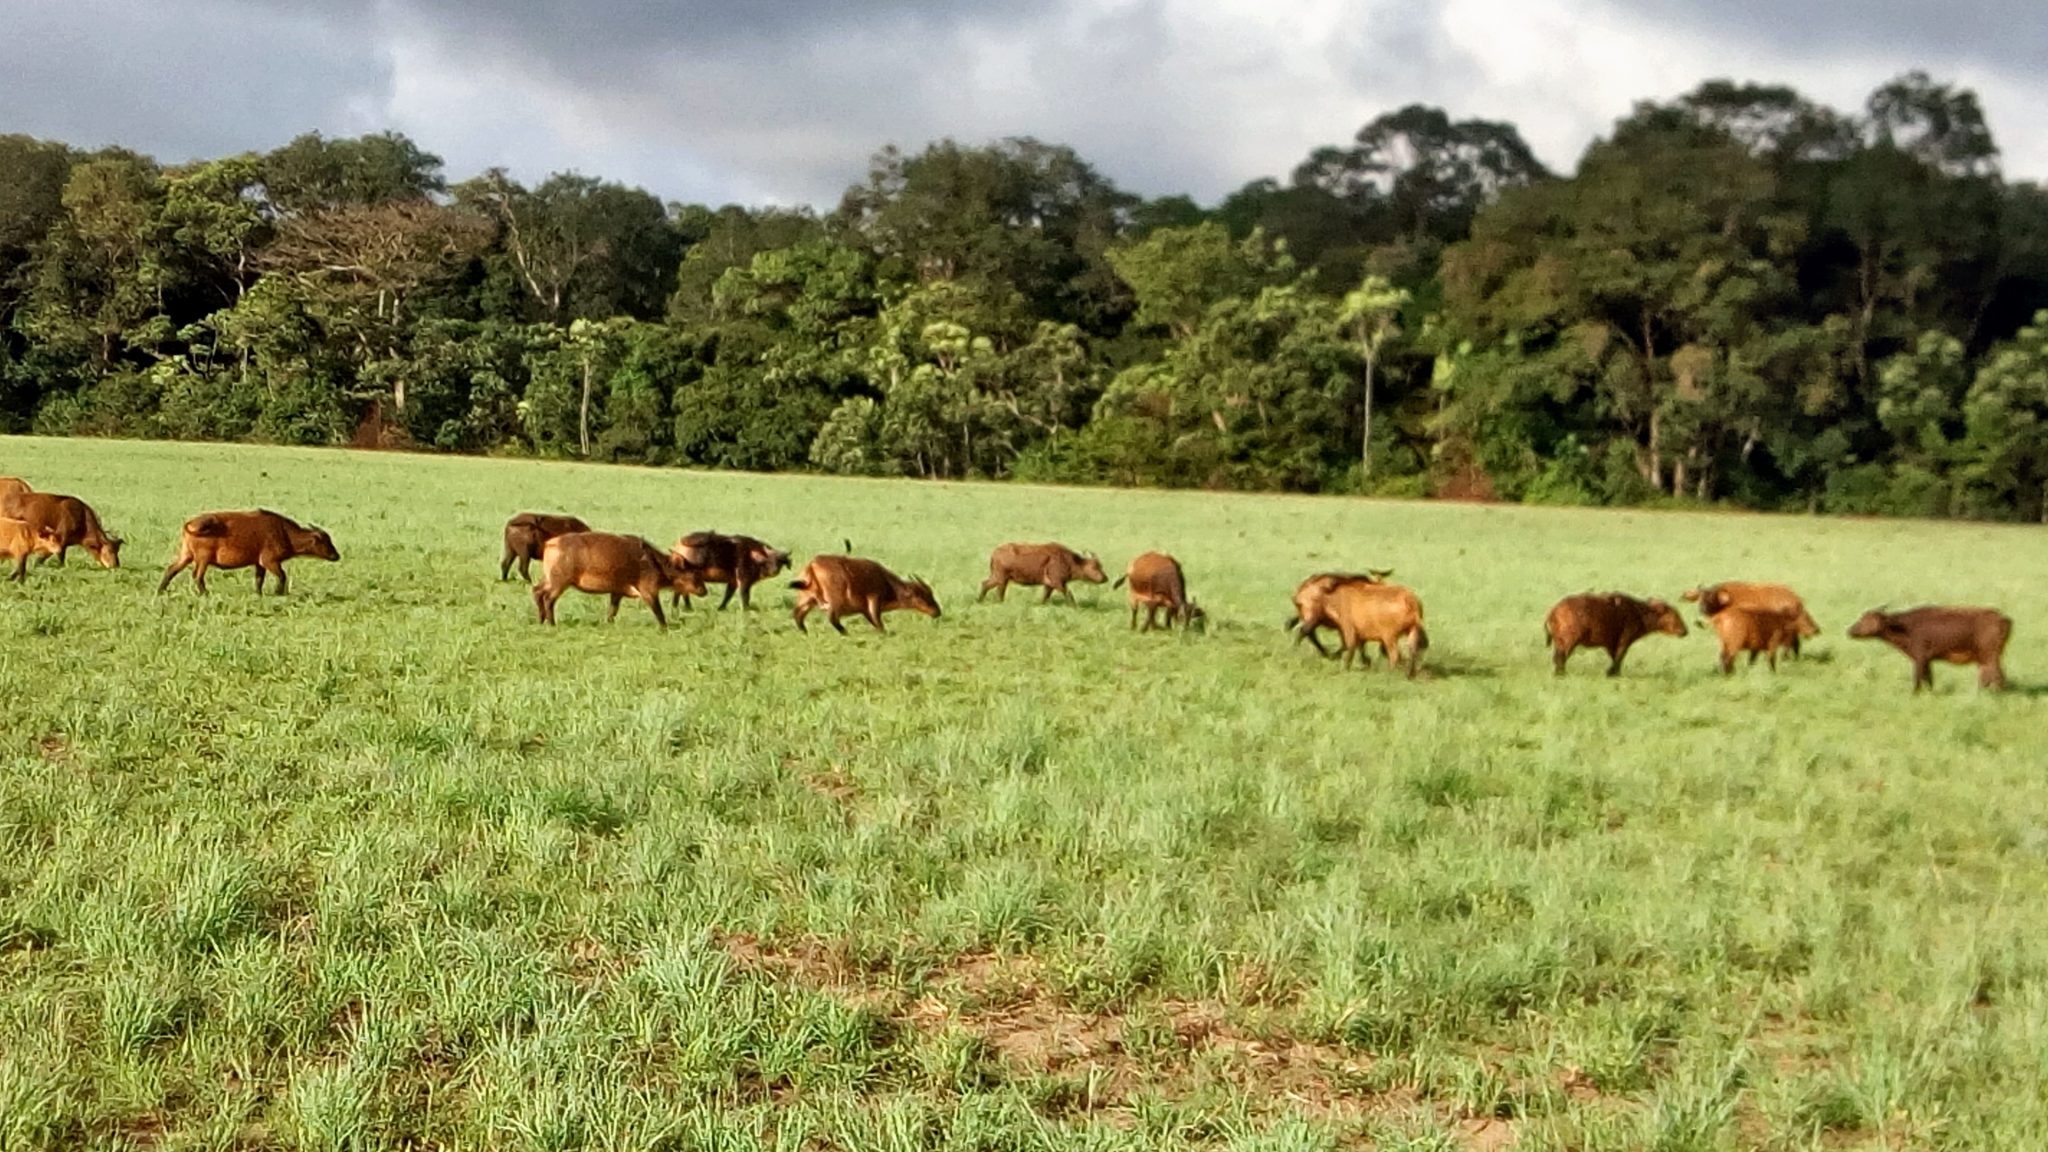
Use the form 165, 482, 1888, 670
2, 0, 2043, 209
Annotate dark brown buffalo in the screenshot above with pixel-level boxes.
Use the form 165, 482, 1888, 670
0, 516, 59, 582
158, 510, 340, 595
533, 532, 704, 629
7, 491, 120, 569
1285, 569, 1393, 656
789, 554, 940, 634
1686, 581, 1819, 657
977, 542, 1107, 605
1544, 593, 1688, 676
1113, 551, 1205, 632
1847, 606, 2012, 692
1706, 606, 1806, 674
501, 512, 591, 581
1322, 580, 1429, 676
668, 531, 791, 610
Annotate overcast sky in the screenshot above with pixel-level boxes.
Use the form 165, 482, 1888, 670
3, 0, 2042, 207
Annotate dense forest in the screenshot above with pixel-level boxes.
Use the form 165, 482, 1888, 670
5, 73, 2048, 519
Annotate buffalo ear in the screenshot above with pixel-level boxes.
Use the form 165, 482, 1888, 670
1369, 567, 1393, 580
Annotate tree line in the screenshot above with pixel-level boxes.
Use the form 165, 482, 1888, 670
4, 72, 2048, 519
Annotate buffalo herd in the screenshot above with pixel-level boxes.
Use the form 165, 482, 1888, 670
0, 471, 2017, 693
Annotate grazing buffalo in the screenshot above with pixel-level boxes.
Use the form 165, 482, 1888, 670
789, 554, 939, 634
1544, 593, 1688, 676
7, 491, 120, 569
668, 531, 791, 610
1686, 581, 1819, 656
978, 542, 1107, 605
1285, 569, 1393, 656
0, 517, 59, 582
1847, 606, 2011, 692
158, 510, 338, 595
1114, 552, 1205, 633
1321, 580, 1429, 676
533, 532, 703, 629
502, 512, 591, 581
1705, 606, 1806, 674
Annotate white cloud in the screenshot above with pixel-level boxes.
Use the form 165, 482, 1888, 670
2, 0, 2043, 206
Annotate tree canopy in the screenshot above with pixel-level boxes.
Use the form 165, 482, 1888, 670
3, 74, 2047, 518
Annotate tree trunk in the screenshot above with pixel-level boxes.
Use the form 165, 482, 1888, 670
1361, 351, 1376, 481
1647, 408, 1664, 491
579, 352, 593, 458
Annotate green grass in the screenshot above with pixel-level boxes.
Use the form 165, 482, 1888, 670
1, 434, 2046, 1151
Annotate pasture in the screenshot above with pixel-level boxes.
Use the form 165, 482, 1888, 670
1, 435, 2045, 1151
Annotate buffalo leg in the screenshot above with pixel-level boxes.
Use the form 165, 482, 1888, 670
157, 556, 191, 593
793, 598, 813, 632
9, 552, 26, 583
254, 567, 266, 594
1553, 643, 1570, 676
1128, 604, 1139, 630
644, 591, 668, 631
500, 547, 515, 581
518, 553, 533, 582
978, 577, 1004, 602
1041, 584, 1056, 603
1719, 650, 1735, 675
192, 558, 211, 595
606, 594, 623, 623
1912, 657, 1933, 693
51, 546, 66, 569
1766, 648, 1779, 672
718, 583, 737, 611
829, 610, 849, 635
1982, 659, 2005, 690
864, 596, 886, 633
1605, 643, 1626, 677
737, 580, 755, 610
534, 584, 557, 624
1304, 627, 1334, 659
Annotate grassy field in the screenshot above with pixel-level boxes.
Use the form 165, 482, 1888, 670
1, 435, 2045, 1151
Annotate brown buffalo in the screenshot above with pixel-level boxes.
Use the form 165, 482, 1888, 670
1545, 593, 1688, 676
533, 532, 704, 629
0, 517, 59, 582
1847, 606, 2012, 692
502, 512, 591, 581
1321, 580, 1429, 676
790, 555, 939, 634
1285, 569, 1394, 656
1706, 606, 1806, 674
978, 542, 1107, 605
1686, 581, 1819, 656
668, 531, 791, 610
7, 491, 120, 569
1114, 551, 1205, 632
158, 510, 340, 595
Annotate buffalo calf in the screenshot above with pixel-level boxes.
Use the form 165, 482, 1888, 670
1687, 581, 1819, 657
8, 491, 120, 569
1115, 552, 1204, 632
1285, 569, 1393, 656
534, 532, 702, 629
669, 531, 791, 610
1545, 593, 1687, 676
1322, 580, 1429, 677
159, 510, 338, 595
502, 512, 591, 581
1847, 606, 2011, 692
0, 517, 59, 582
979, 542, 1106, 605
1706, 606, 1805, 674
790, 555, 939, 634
